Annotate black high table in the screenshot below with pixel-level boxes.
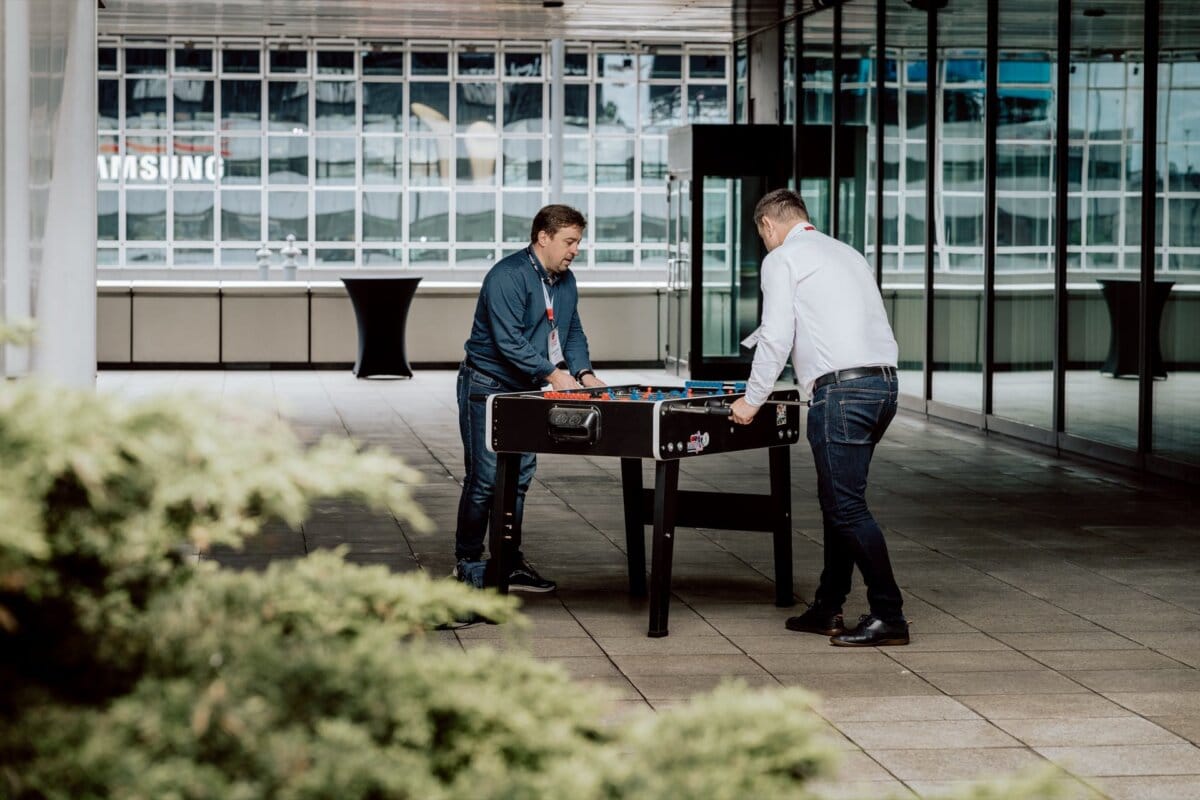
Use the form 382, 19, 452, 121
341, 277, 422, 378
1097, 279, 1173, 379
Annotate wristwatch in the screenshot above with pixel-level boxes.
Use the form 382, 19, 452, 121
575, 368, 595, 382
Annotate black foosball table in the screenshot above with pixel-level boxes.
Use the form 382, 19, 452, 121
484, 381, 802, 637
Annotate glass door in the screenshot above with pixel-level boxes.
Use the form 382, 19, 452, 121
664, 177, 691, 375
693, 174, 771, 379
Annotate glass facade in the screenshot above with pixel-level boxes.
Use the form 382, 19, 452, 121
745, 0, 1199, 475
96, 38, 730, 275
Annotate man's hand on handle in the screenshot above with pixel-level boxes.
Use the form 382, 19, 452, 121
730, 397, 760, 426
546, 368, 582, 391
580, 372, 606, 389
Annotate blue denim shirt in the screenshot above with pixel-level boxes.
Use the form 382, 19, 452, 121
463, 247, 592, 390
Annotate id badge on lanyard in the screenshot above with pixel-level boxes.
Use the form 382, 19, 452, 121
530, 249, 565, 366
542, 281, 565, 365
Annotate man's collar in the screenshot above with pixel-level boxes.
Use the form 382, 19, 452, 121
527, 246, 560, 285
783, 220, 814, 243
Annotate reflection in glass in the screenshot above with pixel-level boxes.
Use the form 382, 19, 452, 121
596, 83, 637, 132
503, 84, 543, 132
318, 51, 354, 75
409, 137, 451, 186
687, 85, 728, 123
268, 191, 308, 240
456, 193, 496, 242
173, 248, 213, 265
99, 80, 119, 129
362, 192, 402, 241
642, 85, 681, 132
173, 80, 213, 130
221, 190, 261, 241
412, 51, 449, 76
410, 83, 450, 133
363, 83, 404, 131
363, 137, 403, 184
222, 50, 260, 74
362, 50, 404, 76
268, 136, 308, 183
363, 248, 403, 266
563, 138, 588, 185
502, 139, 542, 186
315, 249, 355, 265
221, 80, 261, 130
564, 84, 589, 131
126, 190, 167, 240
315, 191, 355, 241
409, 191, 449, 242
457, 137, 498, 185
641, 137, 667, 181
222, 137, 261, 183
505, 53, 542, 78
126, 48, 166, 73
594, 192, 634, 242
269, 50, 307, 74
126, 78, 167, 128
641, 190, 667, 243
173, 191, 214, 239
315, 137, 355, 184
502, 192, 541, 241
595, 138, 634, 186
689, 54, 726, 80
457, 83, 497, 132
268, 81, 309, 131
98, 190, 119, 240
315, 81, 356, 130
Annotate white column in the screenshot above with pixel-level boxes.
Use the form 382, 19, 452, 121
34, 0, 96, 387
549, 38, 565, 204
3, 0, 31, 376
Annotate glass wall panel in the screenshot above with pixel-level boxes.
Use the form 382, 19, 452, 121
992, 8, 1058, 429
98, 39, 728, 273
1065, 8, 1143, 450
881, 0, 927, 394
173, 190, 214, 240
1153, 3, 1200, 465
931, 13, 985, 411
221, 190, 261, 241
362, 192, 403, 241
315, 191, 355, 241
840, 1, 876, 252
268, 190, 309, 240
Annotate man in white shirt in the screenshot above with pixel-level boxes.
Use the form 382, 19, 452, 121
730, 189, 908, 647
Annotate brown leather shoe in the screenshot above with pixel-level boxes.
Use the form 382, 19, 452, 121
830, 615, 909, 647
785, 605, 845, 635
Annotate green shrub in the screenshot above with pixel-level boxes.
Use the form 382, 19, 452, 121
0, 342, 1080, 800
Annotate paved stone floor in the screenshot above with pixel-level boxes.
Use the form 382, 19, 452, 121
100, 369, 1200, 800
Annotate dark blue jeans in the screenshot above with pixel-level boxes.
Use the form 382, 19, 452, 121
807, 371, 904, 622
454, 363, 536, 562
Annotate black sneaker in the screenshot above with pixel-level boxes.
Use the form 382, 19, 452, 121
506, 558, 557, 593
785, 604, 845, 635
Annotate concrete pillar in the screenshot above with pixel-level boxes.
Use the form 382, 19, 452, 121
749, 29, 781, 124
34, 0, 97, 387
3, 0, 31, 375
549, 38, 565, 204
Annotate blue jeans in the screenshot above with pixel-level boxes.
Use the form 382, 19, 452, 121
807, 371, 904, 622
454, 363, 536, 562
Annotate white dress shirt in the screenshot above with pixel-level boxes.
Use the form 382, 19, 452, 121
743, 222, 899, 406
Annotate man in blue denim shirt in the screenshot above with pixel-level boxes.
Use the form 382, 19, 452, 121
730, 189, 908, 647
454, 205, 605, 593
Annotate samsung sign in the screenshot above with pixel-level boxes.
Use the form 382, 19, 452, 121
96, 154, 224, 182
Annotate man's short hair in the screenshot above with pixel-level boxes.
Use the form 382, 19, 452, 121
530, 204, 587, 244
753, 189, 809, 227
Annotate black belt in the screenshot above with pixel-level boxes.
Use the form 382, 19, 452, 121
812, 365, 893, 392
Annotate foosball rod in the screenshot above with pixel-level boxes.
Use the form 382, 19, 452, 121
664, 399, 807, 416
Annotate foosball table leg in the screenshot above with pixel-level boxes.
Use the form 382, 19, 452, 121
769, 445, 796, 607
647, 459, 681, 637
620, 458, 648, 597
484, 452, 522, 593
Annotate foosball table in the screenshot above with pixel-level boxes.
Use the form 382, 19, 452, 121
485, 381, 802, 637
